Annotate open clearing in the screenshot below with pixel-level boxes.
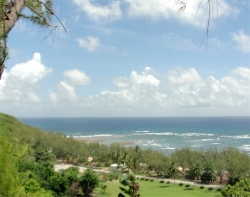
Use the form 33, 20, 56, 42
95, 179, 221, 197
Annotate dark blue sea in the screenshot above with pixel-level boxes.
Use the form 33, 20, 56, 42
19, 117, 250, 155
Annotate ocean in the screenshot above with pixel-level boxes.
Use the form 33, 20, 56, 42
19, 117, 250, 155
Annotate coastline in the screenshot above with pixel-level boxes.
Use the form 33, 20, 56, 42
74, 136, 134, 146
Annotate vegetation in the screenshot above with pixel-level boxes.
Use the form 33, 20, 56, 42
79, 169, 99, 196
221, 177, 250, 197
119, 170, 140, 197
1, 112, 250, 196
96, 180, 221, 197
0, 0, 66, 79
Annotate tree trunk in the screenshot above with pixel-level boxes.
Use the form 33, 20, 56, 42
4, 0, 26, 35
1, 0, 26, 79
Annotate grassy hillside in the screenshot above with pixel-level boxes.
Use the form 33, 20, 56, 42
0, 112, 46, 145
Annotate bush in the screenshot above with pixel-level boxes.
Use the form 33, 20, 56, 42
78, 169, 99, 196
200, 186, 204, 189
167, 181, 170, 184
150, 179, 154, 182
208, 187, 213, 190
145, 178, 149, 181
160, 180, 164, 183
179, 183, 183, 186
141, 177, 144, 180
185, 184, 190, 187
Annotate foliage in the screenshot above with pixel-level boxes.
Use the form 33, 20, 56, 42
23, 178, 53, 196
1, 112, 250, 197
0, 0, 66, 79
200, 163, 216, 183
119, 170, 141, 197
222, 147, 250, 184
79, 168, 99, 196
0, 134, 28, 196
24, 178, 41, 193
99, 183, 108, 194
221, 177, 250, 197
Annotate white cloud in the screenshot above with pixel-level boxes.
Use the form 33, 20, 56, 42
176, 0, 238, 28
9, 53, 52, 83
77, 36, 102, 52
72, 0, 122, 22
49, 69, 91, 104
230, 67, 250, 80
0, 53, 51, 105
84, 67, 250, 112
64, 69, 91, 86
49, 91, 59, 102
167, 68, 202, 84
71, 0, 237, 28
1, 63, 249, 116
231, 30, 250, 53
56, 81, 78, 102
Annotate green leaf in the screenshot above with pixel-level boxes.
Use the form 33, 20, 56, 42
119, 187, 127, 192
127, 169, 136, 182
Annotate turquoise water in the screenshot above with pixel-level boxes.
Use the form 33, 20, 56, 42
19, 117, 250, 155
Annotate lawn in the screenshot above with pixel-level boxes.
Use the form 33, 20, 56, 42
95, 179, 222, 197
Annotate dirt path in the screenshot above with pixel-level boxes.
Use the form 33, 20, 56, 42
54, 164, 225, 189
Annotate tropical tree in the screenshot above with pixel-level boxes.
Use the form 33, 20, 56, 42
222, 147, 250, 185
0, 134, 28, 196
78, 168, 99, 196
0, 0, 66, 79
171, 147, 196, 173
189, 162, 203, 186
168, 161, 179, 184
200, 163, 216, 183
221, 177, 250, 197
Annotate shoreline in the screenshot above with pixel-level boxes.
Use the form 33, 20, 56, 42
74, 136, 134, 146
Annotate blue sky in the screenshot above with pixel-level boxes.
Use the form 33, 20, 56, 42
0, 0, 249, 117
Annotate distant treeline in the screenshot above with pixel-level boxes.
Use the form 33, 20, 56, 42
0, 112, 250, 196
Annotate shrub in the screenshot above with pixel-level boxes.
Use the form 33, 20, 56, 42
208, 187, 213, 190
185, 184, 190, 187
78, 169, 99, 196
179, 183, 183, 186
200, 186, 204, 189
141, 177, 144, 180
150, 179, 154, 182
160, 180, 164, 183
145, 178, 149, 181
167, 181, 170, 184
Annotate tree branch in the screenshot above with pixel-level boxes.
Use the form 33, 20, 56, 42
37, 0, 67, 32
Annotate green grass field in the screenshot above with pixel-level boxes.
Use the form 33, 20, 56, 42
95, 180, 222, 197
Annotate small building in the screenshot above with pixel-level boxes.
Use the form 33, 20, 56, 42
109, 163, 126, 171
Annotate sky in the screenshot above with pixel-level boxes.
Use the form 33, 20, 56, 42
0, 0, 249, 117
